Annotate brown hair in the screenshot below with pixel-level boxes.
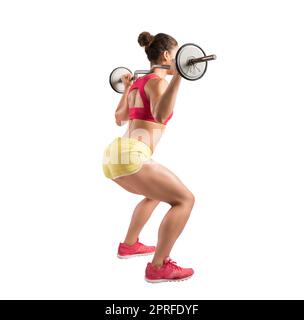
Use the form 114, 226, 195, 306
138, 31, 178, 64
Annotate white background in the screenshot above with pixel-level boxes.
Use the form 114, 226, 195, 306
0, 0, 303, 299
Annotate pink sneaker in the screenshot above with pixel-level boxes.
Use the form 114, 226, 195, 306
145, 257, 194, 283
117, 238, 156, 259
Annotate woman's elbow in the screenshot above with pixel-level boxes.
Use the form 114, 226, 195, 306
115, 117, 125, 126
115, 114, 128, 126
152, 104, 169, 124
115, 111, 122, 125
154, 112, 167, 124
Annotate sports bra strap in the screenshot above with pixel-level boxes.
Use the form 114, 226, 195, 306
129, 73, 160, 110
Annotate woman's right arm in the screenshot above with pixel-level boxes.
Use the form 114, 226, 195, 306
148, 73, 182, 124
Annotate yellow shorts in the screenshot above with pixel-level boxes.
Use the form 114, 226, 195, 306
102, 137, 152, 179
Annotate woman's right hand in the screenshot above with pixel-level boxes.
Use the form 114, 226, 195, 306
169, 58, 180, 77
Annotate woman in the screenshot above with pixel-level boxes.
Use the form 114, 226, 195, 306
103, 32, 195, 283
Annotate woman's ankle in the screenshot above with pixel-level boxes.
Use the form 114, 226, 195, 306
151, 259, 164, 268
123, 236, 138, 246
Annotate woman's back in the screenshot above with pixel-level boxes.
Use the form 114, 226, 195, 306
122, 73, 172, 153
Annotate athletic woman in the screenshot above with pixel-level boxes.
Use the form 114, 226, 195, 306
103, 32, 195, 283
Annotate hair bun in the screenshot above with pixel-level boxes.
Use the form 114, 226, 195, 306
138, 31, 154, 47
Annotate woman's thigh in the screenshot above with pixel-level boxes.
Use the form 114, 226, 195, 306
114, 161, 193, 205
112, 178, 141, 195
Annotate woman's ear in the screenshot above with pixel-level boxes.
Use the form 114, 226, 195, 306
163, 50, 171, 62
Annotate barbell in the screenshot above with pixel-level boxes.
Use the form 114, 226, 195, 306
109, 43, 216, 94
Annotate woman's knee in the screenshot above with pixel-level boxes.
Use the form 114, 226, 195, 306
184, 191, 195, 208
170, 190, 195, 207
188, 191, 195, 206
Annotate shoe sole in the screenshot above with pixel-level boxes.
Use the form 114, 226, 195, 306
144, 275, 193, 283
117, 252, 154, 259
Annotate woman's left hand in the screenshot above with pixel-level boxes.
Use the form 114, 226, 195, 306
121, 73, 133, 89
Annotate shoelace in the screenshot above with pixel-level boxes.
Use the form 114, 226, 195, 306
164, 258, 183, 271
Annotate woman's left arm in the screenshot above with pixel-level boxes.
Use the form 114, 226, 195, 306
114, 74, 132, 126
115, 88, 130, 126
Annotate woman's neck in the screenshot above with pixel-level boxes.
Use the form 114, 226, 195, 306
150, 62, 168, 79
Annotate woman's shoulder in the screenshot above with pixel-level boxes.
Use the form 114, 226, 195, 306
144, 75, 169, 97
145, 74, 168, 88
145, 73, 168, 84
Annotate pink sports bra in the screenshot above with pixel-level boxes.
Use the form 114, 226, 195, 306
128, 73, 173, 125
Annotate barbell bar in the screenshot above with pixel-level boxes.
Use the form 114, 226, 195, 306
187, 54, 217, 65
109, 43, 216, 93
